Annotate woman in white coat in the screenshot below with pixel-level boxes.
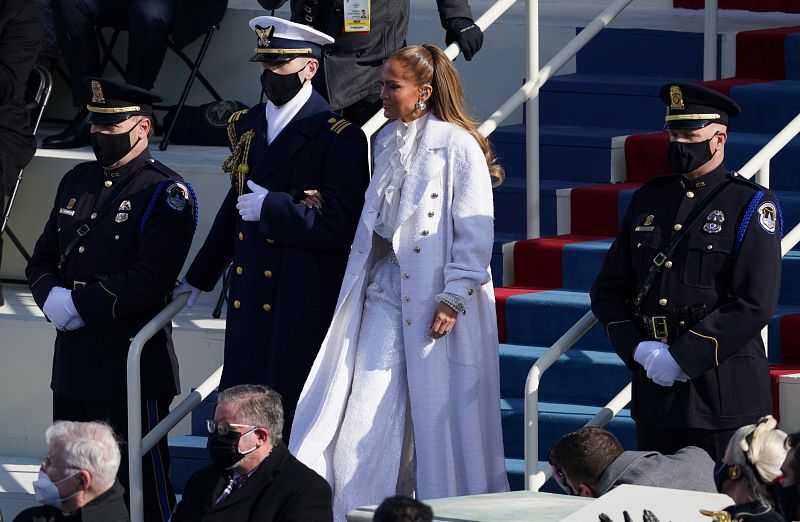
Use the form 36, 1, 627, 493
290, 44, 509, 519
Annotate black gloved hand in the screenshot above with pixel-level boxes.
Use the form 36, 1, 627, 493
599, 510, 663, 522
444, 17, 484, 61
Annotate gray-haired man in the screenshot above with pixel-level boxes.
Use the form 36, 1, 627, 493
14, 421, 129, 522
172, 384, 332, 522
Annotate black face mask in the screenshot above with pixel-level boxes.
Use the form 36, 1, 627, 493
260, 65, 306, 107
90, 122, 142, 168
667, 132, 718, 174
207, 428, 257, 469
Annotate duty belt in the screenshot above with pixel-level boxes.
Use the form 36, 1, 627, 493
635, 304, 707, 344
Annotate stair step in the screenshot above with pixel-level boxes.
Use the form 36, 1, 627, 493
499, 345, 630, 405
169, 435, 211, 495
730, 80, 800, 133
500, 398, 635, 460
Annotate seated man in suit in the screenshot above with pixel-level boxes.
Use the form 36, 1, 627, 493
548, 427, 717, 498
171, 384, 332, 522
14, 421, 129, 522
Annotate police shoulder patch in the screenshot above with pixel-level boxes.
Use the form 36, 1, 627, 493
757, 201, 777, 234
327, 115, 352, 135
166, 182, 189, 212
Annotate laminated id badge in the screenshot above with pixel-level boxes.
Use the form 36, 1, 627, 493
344, 0, 370, 33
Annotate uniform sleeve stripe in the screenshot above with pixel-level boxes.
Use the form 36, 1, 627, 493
733, 191, 763, 257
688, 329, 719, 366
187, 181, 199, 227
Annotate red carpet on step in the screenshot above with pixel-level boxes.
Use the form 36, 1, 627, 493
571, 184, 641, 237
495, 287, 547, 342
512, 234, 607, 288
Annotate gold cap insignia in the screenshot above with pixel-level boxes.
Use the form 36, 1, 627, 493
669, 85, 684, 110
255, 25, 274, 48
91, 80, 105, 103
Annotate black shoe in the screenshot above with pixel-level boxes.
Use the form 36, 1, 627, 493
42, 109, 91, 149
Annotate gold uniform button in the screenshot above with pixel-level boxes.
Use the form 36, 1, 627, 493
686, 191, 695, 198
664, 261, 673, 268
236, 266, 243, 275
679, 320, 686, 327
674, 224, 682, 231
266, 238, 275, 244
414, 247, 421, 253
264, 270, 273, 278
104, 180, 113, 188
658, 298, 668, 306
263, 304, 271, 312
238, 232, 244, 241
114, 235, 120, 240
90, 213, 97, 219
78, 246, 85, 253
233, 300, 241, 309
707, 244, 713, 250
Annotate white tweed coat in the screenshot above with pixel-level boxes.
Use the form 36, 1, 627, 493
289, 114, 509, 499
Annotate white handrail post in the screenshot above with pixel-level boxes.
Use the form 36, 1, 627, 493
526, 0, 540, 239
756, 162, 770, 189
703, 0, 718, 81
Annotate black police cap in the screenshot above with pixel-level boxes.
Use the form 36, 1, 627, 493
82, 77, 163, 124
659, 82, 741, 130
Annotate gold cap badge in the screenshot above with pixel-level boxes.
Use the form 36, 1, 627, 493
91, 80, 105, 103
255, 25, 274, 48
669, 85, 684, 110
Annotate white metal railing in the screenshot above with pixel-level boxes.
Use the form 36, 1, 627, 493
704, 0, 718, 81
126, 292, 223, 522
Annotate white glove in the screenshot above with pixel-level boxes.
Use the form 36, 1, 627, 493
236, 180, 269, 222
645, 348, 690, 387
634, 341, 668, 368
63, 316, 86, 331
43, 287, 81, 330
174, 279, 201, 308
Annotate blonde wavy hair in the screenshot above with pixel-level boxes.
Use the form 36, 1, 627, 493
389, 44, 505, 187
725, 415, 789, 505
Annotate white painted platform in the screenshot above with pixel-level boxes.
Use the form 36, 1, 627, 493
0, 462, 39, 521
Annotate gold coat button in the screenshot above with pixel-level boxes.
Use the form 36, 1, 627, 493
266, 238, 275, 244
421, 230, 429, 236
90, 213, 97, 219
686, 191, 695, 198
405, 319, 411, 326
78, 246, 85, 253
263, 304, 271, 312
707, 244, 713, 250
414, 247, 421, 253
659, 298, 668, 306
233, 300, 241, 309
674, 224, 682, 231
236, 266, 243, 275
114, 235, 120, 240
664, 261, 673, 268
264, 270, 273, 278
238, 232, 244, 241
679, 320, 686, 327
104, 180, 113, 188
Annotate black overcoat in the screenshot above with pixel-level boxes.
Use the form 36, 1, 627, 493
185, 92, 369, 438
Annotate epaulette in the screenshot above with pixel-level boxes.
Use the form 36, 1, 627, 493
326, 115, 353, 135
144, 157, 178, 179
728, 171, 763, 191
226, 108, 250, 149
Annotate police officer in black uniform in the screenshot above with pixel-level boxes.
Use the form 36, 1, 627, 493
590, 83, 782, 462
256, 0, 483, 125
26, 78, 197, 521
175, 16, 369, 441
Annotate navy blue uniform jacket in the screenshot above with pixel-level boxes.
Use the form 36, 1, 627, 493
591, 166, 781, 430
26, 150, 197, 400
185, 92, 370, 438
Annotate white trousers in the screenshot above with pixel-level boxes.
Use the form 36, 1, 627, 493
331, 253, 411, 521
